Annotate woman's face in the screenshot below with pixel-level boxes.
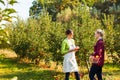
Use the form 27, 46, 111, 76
68, 31, 74, 39
95, 32, 100, 39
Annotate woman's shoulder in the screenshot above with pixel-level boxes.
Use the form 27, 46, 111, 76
98, 39, 104, 43
62, 38, 68, 43
97, 39, 104, 45
62, 38, 75, 43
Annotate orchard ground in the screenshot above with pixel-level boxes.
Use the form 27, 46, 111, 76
0, 49, 120, 80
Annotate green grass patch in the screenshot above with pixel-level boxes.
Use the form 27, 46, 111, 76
0, 59, 120, 80
0, 58, 62, 80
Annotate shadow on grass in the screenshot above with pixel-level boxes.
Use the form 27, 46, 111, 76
104, 63, 120, 68
103, 70, 120, 76
1, 58, 120, 80
0, 70, 62, 80
0, 58, 33, 69
0, 58, 63, 80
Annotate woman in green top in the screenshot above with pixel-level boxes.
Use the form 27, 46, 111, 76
61, 29, 80, 80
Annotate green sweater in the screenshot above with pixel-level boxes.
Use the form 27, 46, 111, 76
61, 38, 75, 54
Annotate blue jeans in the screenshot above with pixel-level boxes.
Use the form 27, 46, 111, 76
89, 65, 102, 80
65, 72, 80, 80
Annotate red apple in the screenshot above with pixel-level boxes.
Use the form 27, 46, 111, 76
75, 46, 79, 50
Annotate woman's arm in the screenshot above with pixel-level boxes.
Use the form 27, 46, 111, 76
96, 41, 104, 57
61, 40, 69, 54
61, 40, 75, 54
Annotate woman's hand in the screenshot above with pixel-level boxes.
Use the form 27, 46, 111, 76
74, 46, 80, 53
89, 55, 94, 60
89, 56, 94, 64
89, 55, 100, 63
68, 46, 80, 53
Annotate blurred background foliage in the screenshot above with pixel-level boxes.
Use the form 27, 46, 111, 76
0, 0, 17, 48
0, 0, 120, 67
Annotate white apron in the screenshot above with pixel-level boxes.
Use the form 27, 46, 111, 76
63, 39, 79, 73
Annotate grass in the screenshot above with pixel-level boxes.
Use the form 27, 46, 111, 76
0, 58, 120, 80
0, 58, 62, 80
102, 63, 120, 80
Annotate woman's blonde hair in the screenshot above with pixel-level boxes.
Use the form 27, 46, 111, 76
96, 29, 104, 37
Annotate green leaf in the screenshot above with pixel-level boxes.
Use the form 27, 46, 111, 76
3, 8, 16, 14
3, 17, 12, 22
39, 0, 44, 5
0, 29, 7, 37
2, 14, 10, 17
0, 0, 5, 5
9, 0, 18, 5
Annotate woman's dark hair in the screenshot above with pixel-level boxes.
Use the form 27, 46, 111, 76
66, 29, 72, 35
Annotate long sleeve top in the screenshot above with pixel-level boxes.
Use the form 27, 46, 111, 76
61, 38, 75, 54
92, 38, 105, 67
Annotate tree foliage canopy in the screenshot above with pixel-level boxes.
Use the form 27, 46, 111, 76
0, 0, 17, 48
9, 4, 120, 65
